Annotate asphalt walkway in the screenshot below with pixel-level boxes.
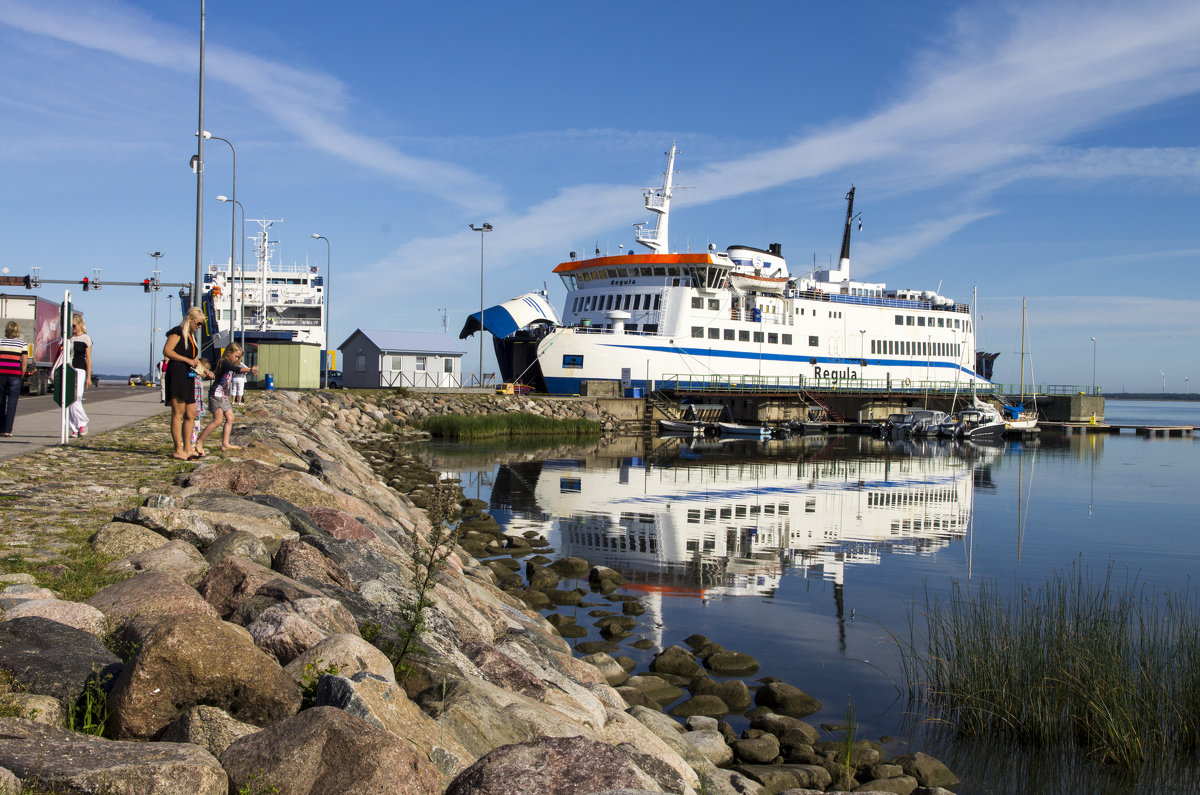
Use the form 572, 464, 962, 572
0, 384, 169, 461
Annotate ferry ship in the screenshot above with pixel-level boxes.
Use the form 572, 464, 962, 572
204, 220, 325, 350
467, 144, 991, 395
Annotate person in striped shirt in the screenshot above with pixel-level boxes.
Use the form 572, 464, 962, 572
0, 321, 29, 437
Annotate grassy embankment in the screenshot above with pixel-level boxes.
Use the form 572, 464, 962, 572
419, 413, 601, 441
895, 564, 1200, 767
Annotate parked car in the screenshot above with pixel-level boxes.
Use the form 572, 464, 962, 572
128, 373, 147, 386
322, 370, 342, 389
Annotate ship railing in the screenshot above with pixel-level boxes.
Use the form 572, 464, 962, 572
658, 374, 1094, 397
789, 291, 970, 314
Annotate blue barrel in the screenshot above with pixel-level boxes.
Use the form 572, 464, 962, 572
265, 374, 274, 391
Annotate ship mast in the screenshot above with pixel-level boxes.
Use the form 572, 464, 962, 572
836, 186, 856, 282
635, 142, 677, 254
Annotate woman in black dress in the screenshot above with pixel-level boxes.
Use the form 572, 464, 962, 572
162, 306, 206, 460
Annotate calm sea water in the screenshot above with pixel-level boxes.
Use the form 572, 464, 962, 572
416, 399, 1200, 794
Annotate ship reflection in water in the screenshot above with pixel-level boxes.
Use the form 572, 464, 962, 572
489, 435, 999, 611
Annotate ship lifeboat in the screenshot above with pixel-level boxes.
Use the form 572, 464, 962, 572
728, 271, 788, 294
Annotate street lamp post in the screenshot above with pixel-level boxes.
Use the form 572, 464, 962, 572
217, 196, 244, 347
1090, 337, 1096, 392
148, 251, 164, 379
203, 132, 236, 348
469, 223, 493, 388
311, 234, 330, 388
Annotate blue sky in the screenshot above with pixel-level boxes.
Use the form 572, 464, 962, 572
2, 0, 1198, 392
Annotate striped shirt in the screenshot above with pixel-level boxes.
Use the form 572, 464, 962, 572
0, 336, 26, 378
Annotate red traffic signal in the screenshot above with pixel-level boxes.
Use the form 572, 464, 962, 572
143, 279, 151, 293
82, 277, 89, 291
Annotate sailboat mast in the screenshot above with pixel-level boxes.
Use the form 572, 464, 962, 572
1019, 297, 1027, 399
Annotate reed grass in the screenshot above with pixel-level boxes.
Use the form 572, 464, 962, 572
894, 563, 1200, 767
419, 413, 601, 441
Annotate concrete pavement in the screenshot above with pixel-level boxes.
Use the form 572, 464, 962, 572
0, 385, 169, 461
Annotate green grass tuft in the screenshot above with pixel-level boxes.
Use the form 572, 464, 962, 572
893, 563, 1200, 767
419, 412, 600, 440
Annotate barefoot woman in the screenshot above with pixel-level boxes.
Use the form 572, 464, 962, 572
163, 307, 206, 460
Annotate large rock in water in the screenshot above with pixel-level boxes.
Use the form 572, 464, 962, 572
0, 616, 121, 701
106, 613, 300, 739
220, 706, 442, 795
753, 681, 822, 718
444, 734, 656, 795
0, 718, 226, 795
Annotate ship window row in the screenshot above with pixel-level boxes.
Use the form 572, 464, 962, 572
572, 293, 662, 313
895, 314, 969, 330
689, 504, 781, 523
868, 489, 959, 507
691, 327, 793, 346
574, 530, 658, 554
871, 340, 961, 358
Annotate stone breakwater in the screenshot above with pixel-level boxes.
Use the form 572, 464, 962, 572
0, 390, 961, 795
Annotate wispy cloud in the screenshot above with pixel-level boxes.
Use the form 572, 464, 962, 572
354, 1, 1200, 283
0, 0, 504, 212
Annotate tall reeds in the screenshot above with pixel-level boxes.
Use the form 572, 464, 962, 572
419, 413, 600, 440
894, 564, 1200, 766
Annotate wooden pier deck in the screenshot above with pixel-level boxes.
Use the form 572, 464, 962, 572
1045, 422, 1196, 437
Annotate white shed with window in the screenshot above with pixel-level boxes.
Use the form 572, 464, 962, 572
338, 329, 466, 389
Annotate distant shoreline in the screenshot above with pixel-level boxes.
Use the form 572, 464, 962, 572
1105, 394, 1200, 401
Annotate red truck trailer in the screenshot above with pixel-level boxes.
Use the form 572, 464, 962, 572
0, 293, 76, 395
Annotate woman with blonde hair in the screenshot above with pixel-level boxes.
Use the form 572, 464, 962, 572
163, 306, 206, 460
67, 314, 92, 437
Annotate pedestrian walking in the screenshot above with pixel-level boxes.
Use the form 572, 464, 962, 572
67, 315, 91, 438
0, 321, 29, 437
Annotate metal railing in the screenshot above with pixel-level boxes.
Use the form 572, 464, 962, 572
659, 374, 1101, 397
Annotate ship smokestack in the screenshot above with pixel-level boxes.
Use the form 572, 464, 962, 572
838, 186, 855, 270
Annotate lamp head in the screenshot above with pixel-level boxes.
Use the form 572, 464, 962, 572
216, 195, 228, 202
311, 233, 320, 239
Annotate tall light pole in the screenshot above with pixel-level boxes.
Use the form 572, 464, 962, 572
1090, 337, 1096, 392
204, 132, 235, 347
192, 0, 205, 309
217, 196, 244, 347
148, 251, 164, 379
469, 223, 493, 388
311, 234, 330, 388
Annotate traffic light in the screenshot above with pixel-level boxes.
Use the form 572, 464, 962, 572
82, 277, 89, 291
23, 275, 32, 289
143, 279, 151, 293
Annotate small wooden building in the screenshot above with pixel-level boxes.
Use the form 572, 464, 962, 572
338, 329, 466, 389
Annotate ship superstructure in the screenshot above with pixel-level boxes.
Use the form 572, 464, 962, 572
205, 219, 325, 349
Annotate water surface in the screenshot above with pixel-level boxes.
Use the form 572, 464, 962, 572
415, 400, 1199, 793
